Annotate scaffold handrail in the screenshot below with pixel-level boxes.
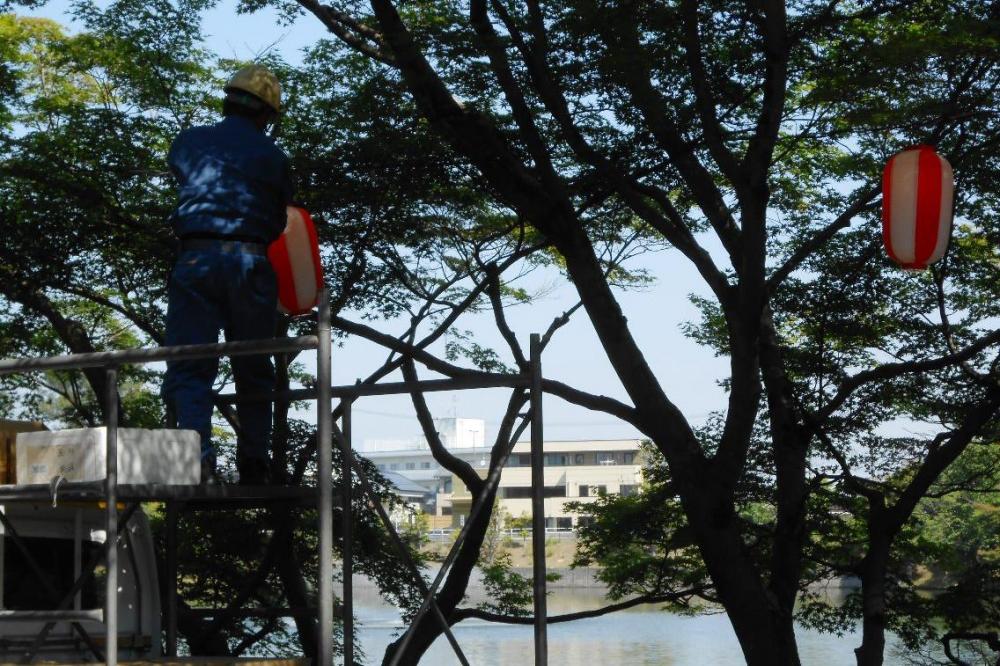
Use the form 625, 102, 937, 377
0, 481, 324, 504
0, 610, 104, 621
0, 335, 319, 375
215, 373, 531, 404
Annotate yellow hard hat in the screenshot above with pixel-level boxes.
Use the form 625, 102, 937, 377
224, 64, 281, 113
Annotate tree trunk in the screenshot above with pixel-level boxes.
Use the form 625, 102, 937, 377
273, 520, 317, 660
381, 485, 498, 665
854, 539, 890, 666
551, 236, 803, 664
682, 481, 802, 666
707, 546, 802, 666
855, 498, 891, 666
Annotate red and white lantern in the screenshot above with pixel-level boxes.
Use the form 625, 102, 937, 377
882, 145, 954, 270
268, 206, 324, 315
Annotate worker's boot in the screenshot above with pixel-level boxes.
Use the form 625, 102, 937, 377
237, 457, 271, 486
200, 459, 222, 485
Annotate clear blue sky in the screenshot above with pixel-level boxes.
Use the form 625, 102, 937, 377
23, 0, 730, 446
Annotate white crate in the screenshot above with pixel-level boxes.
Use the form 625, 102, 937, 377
15, 427, 200, 485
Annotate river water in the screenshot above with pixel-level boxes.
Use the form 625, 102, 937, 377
349, 583, 907, 666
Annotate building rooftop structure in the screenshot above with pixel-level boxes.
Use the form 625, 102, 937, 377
362, 417, 487, 452
380, 470, 431, 501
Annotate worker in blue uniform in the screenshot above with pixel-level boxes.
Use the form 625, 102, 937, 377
162, 65, 293, 485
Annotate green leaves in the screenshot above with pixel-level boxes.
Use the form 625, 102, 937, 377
570, 443, 707, 604
476, 553, 534, 618
445, 329, 513, 373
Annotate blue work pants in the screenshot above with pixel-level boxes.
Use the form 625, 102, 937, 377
162, 248, 277, 464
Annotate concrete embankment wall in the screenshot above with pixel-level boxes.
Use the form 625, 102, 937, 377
510, 566, 605, 588
351, 566, 605, 589
351, 566, 859, 591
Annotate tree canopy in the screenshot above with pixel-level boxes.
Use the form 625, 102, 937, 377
1, 1, 999, 665
273, 0, 1000, 664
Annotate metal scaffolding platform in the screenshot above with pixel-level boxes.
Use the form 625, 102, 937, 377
0, 482, 320, 505
0, 290, 551, 666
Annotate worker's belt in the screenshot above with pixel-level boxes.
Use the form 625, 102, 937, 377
179, 238, 268, 256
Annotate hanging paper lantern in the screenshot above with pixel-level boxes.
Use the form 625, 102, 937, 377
268, 206, 324, 315
882, 145, 954, 269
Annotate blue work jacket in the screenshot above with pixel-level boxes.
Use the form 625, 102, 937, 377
167, 115, 293, 243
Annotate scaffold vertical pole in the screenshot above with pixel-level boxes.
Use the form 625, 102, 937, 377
74, 509, 82, 611
530, 334, 547, 666
105, 366, 119, 666
166, 502, 178, 657
341, 398, 354, 664
317, 290, 334, 665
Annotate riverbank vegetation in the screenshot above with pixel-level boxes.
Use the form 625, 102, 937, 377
573, 441, 1000, 664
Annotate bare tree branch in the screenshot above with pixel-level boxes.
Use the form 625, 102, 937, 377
486, 0, 736, 306
932, 267, 997, 386
469, 0, 558, 180
680, 0, 745, 189
539, 301, 583, 350
816, 329, 1000, 424
452, 590, 703, 625
484, 263, 528, 372
596, 15, 743, 269
540, 378, 639, 428
884, 388, 1000, 535
297, 0, 396, 66
743, 0, 789, 190
767, 185, 881, 291
403, 358, 485, 494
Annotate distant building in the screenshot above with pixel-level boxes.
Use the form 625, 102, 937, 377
361, 418, 489, 492
380, 470, 430, 506
379, 470, 431, 530
363, 417, 488, 453
362, 424, 644, 529
448, 439, 643, 529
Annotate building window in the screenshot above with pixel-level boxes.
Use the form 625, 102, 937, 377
443, 479, 453, 493
421, 462, 431, 469
441, 506, 453, 515
598, 454, 616, 465
574, 453, 585, 465
556, 517, 572, 529
377, 464, 387, 471
405, 462, 415, 470
545, 454, 568, 466
390, 463, 399, 471
501, 486, 567, 499
620, 484, 638, 497
578, 484, 589, 497
576, 516, 595, 528
597, 485, 607, 495
623, 452, 635, 464
518, 454, 532, 466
